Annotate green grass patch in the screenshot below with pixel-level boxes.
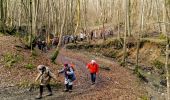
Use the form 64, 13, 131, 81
0, 32, 4, 36
151, 59, 164, 69
66, 43, 94, 50
51, 49, 59, 63
66, 43, 77, 49
17, 80, 31, 88
140, 95, 149, 100
158, 33, 166, 40
141, 38, 166, 46
25, 63, 35, 69
2, 52, 23, 68
102, 49, 117, 58
119, 61, 126, 67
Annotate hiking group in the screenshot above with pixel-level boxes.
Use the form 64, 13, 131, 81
34, 60, 99, 99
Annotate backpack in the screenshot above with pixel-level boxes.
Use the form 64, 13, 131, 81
71, 73, 76, 81
66, 67, 76, 81
70, 64, 75, 71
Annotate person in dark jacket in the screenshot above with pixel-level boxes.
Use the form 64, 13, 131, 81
58, 64, 76, 92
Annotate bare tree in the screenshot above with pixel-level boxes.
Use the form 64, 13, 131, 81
51, 0, 68, 63
163, 1, 170, 100
117, 9, 120, 39
165, 40, 170, 100
29, 0, 36, 53
127, 0, 131, 36
122, 0, 129, 66
135, 0, 145, 72
162, 0, 167, 35
155, 0, 162, 33
0, 0, 6, 34
73, 0, 80, 36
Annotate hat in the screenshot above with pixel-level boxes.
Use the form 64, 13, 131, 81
91, 60, 96, 64
37, 65, 46, 71
64, 63, 68, 67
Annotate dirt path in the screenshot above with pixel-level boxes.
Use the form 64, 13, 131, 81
0, 48, 145, 100
56, 48, 145, 100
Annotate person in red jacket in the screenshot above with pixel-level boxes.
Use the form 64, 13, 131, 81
86, 60, 99, 85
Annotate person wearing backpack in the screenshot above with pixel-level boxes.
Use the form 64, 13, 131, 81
58, 63, 76, 92
86, 60, 99, 85
35, 65, 57, 99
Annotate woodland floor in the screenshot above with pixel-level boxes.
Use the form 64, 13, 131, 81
0, 35, 155, 100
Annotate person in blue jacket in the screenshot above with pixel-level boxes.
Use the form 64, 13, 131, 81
58, 63, 76, 92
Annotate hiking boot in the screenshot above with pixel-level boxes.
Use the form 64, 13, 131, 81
69, 90, 73, 93
64, 89, 69, 92
35, 95, 42, 99
68, 85, 72, 89
46, 92, 53, 96
91, 82, 95, 85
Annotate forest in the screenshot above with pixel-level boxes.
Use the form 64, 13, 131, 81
0, 0, 170, 100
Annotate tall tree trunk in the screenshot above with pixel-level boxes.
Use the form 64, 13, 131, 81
0, 0, 3, 31
83, 0, 87, 31
165, 43, 170, 100
135, 0, 145, 72
18, 0, 22, 27
127, 0, 131, 36
73, 0, 80, 36
29, 0, 33, 53
164, 1, 170, 100
122, 0, 129, 66
29, 0, 36, 53
51, 0, 68, 63
155, 0, 162, 33
47, 0, 51, 46
101, 0, 106, 41
117, 10, 120, 39
70, 0, 74, 35
32, 0, 36, 37
0, 0, 5, 33
58, 0, 61, 33
162, 0, 166, 35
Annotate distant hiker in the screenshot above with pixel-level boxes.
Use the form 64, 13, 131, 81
73, 35, 78, 43
52, 37, 59, 48
79, 32, 84, 41
90, 30, 94, 40
35, 65, 57, 99
63, 35, 70, 44
37, 39, 42, 50
37, 39, 47, 52
58, 63, 76, 92
70, 35, 74, 43
41, 41, 47, 52
86, 60, 99, 85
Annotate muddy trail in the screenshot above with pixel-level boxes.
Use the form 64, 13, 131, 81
0, 48, 145, 100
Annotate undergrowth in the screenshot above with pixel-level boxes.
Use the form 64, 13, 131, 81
25, 63, 35, 69
2, 52, 23, 68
